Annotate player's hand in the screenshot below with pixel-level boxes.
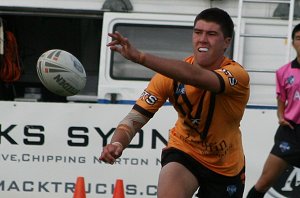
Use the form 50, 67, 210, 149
107, 31, 143, 64
278, 118, 294, 130
99, 143, 123, 164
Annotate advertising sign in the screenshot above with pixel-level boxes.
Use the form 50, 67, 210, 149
0, 102, 176, 198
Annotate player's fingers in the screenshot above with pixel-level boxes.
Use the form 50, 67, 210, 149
100, 154, 116, 164
114, 31, 124, 40
114, 146, 123, 157
280, 120, 295, 130
106, 39, 120, 46
99, 146, 117, 164
102, 156, 116, 164
113, 32, 130, 48
108, 32, 119, 40
287, 123, 294, 130
109, 46, 120, 52
108, 32, 123, 43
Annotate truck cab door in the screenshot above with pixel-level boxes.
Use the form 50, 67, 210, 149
97, 12, 195, 104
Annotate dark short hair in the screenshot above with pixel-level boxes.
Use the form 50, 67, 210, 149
292, 23, 300, 40
194, 7, 234, 38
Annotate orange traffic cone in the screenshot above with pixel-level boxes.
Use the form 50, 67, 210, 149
113, 179, 125, 198
73, 176, 86, 198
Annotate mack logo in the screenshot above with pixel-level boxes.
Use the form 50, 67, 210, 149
268, 165, 300, 197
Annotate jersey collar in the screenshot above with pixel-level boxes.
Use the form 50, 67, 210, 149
291, 58, 300, 68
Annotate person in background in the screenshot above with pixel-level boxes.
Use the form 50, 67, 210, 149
100, 8, 250, 198
247, 23, 300, 198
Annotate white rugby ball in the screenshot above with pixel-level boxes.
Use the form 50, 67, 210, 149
36, 49, 86, 96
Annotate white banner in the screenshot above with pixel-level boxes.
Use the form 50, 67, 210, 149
0, 101, 176, 198
2, 101, 296, 198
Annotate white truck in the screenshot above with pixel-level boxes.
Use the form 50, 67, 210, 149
0, 0, 299, 197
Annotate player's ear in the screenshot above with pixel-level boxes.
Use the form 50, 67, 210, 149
224, 37, 231, 48
223, 37, 231, 52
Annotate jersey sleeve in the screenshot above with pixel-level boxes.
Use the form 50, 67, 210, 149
214, 62, 250, 96
213, 61, 250, 120
133, 73, 173, 118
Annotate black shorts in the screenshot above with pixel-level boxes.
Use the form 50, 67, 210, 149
161, 148, 245, 198
270, 122, 300, 167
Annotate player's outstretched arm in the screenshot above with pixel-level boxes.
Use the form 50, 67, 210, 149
107, 31, 221, 93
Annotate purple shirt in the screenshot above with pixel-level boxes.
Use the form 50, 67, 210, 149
276, 59, 300, 124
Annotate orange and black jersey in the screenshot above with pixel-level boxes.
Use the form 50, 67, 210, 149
133, 56, 250, 176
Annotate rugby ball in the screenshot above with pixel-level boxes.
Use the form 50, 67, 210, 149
36, 49, 86, 96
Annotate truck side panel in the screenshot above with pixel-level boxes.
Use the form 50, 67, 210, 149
1, 1, 300, 197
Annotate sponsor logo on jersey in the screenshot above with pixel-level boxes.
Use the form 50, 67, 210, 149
286, 75, 294, 85
221, 69, 237, 86
228, 77, 238, 86
221, 68, 233, 76
175, 83, 185, 95
227, 185, 237, 196
191, 118, 200, 126
279, 141, 290, 153
140, 90, 158, 105
294, 90, 300, 101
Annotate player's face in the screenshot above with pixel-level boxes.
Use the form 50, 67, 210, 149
293, 31, 300, 57
192, 20, 231, 69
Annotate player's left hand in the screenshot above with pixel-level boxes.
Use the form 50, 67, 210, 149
99, 143, 123, 164
278, 118, 294, 130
